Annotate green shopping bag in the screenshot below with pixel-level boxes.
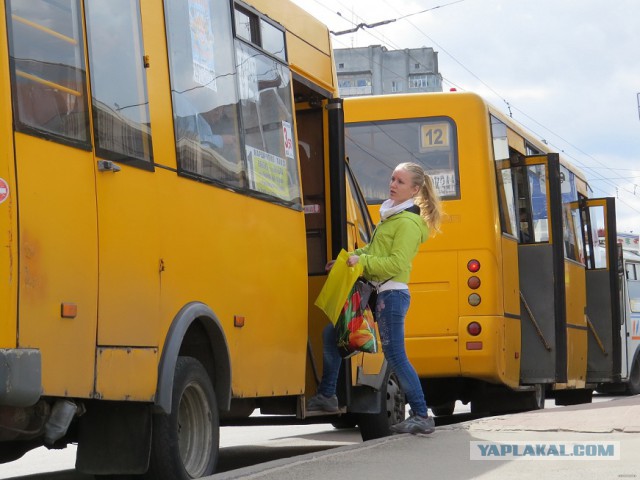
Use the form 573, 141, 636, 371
314, 249, 363, 325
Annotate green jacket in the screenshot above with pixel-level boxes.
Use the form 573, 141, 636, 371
353, 211, 429, 283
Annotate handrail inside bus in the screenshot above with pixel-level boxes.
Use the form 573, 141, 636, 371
15, 70, 81, 97
11, 14, 78, 45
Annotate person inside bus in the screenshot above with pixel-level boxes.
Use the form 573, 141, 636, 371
308, 162, 442, 435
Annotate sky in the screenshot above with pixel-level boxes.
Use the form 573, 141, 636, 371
291, 0, 640, 234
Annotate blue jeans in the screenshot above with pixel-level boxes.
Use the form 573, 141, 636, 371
317, 289, 428, 418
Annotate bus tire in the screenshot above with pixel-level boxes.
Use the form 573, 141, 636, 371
146, 356, 219, 480
627, 357, 640, 395
356, 371, 405, 441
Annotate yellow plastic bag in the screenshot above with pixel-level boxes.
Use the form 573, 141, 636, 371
314, 249, 363, 325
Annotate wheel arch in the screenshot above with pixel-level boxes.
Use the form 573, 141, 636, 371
155, 302, 231, 414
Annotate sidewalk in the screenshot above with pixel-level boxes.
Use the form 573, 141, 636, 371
208, 395, 640, 480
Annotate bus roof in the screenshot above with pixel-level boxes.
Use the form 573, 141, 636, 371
248, 0, 337, 96
345, 91, 588, 186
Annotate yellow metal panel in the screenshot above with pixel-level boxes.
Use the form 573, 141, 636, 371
0, 5, 18, 349
501, 236, 520, 316
139, 0, 176, 170
406, 336, 460, 377
95, 165, 161, 347
458, 316, 518, 387
407, 251, 458, 337
564, 260, 587, 385
16, 134, 98, 398
501, 316, 521, 387
95, 347, 158, 401
287, 35, 336, 95
155, 171, 308, 399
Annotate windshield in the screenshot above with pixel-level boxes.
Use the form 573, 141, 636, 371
346, 117, 459, 204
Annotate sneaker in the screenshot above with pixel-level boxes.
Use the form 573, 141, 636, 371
390, 414, 435, 435
307, 393, 339, 413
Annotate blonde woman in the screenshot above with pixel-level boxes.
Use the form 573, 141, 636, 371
309, 162, 442, 435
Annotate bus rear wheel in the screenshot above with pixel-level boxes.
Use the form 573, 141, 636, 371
146, 357, 219, 480
357, 371, 405, 441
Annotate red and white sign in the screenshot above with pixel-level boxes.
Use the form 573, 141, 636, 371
0, 178, 8, 205
282, 121, 294, 159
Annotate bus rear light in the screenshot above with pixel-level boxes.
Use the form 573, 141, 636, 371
468, 293, 481, 306
467, 276, 481, 289
467, 321, 482, 336
466, 341, 483, 350
467, 259, 480, 272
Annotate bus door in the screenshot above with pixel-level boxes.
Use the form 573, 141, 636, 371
86, 2, 161, 360
577, 197, 622, 383
7, 1, 99, 398
297, 96, 343, 395
509, 153, 568, 385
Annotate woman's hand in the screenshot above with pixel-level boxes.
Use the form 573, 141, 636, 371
325, 260, 336, 272
347, 255, 360, 267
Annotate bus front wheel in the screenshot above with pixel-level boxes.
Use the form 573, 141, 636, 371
627, 357, 640, 395
146, 356, 219, 480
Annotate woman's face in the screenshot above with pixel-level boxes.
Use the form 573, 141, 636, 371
389, 168, 419, 205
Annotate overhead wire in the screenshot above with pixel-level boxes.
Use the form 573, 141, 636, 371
327, 0, 640, 214
294, 0, 640, 216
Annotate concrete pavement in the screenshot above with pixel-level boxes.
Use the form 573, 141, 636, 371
208, 395, 640, 479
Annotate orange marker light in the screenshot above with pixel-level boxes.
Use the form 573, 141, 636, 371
61, 303, 77, 319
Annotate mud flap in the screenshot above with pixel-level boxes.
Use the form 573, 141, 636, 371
76, 401, 151, 475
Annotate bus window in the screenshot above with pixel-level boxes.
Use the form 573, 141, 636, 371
491, 115, 519, 238
7, 0, 90, 145
562, 204, 584, 262
497, 168, 517, 237
345, 117, 459, 204
85, 0, 153, 168
629, 280, 640, 313
236, 41, 300, 205
626, 262, 638, 280
164, 0, 244, 187
346, 163, 373, 249
588, 205, 608, 269
527, 165, 550, 242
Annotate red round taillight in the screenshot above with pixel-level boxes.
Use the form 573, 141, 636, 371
467, 276, 481, 289
467, 321, 482, 336
467, 259, 480, 272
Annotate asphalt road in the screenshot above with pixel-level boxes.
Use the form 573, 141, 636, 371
0, 396, 617, 479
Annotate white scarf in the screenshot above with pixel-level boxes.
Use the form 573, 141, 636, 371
379, 198, 415, 221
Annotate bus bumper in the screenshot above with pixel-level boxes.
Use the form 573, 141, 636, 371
0, 349, 42, 407
405, 316, 521, 389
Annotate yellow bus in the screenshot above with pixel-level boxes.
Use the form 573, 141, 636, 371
344, 92, 621, 415
0, 1, 391, 478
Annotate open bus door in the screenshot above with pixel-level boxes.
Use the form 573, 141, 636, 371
507, 153, 568, 386
576, 197, 622, 384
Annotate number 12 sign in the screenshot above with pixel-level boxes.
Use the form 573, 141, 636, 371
420, 122, 449, 152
